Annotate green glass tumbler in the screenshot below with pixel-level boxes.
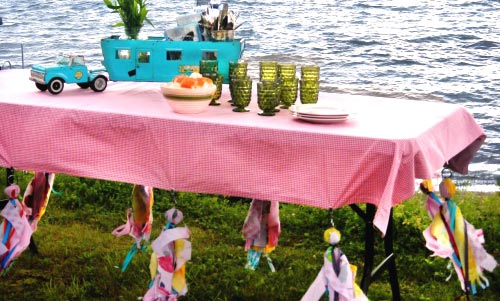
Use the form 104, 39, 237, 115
200, 60, 218, 74
259, 61, 278, 82
232, 78, 253, 112
280, 78, 299, 109
301, 65, 320, 81
300, 80, 320, 104
229, 74, 250, 105
211, 74, 224, 106
257, 81, 279, 116
261, 79, 281, 112
229, 61, 248, 77
278, 64, 296, 80
201, 72, 222, 106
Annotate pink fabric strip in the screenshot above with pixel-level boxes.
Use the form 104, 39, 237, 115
0, 70, 486, 235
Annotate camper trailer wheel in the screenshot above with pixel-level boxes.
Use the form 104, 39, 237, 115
35, 83, 48, 92
91, 76, 107, 92
48, 78, 64, 94
77, 83, 90, 89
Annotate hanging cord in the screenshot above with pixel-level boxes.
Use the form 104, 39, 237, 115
1, 168, 15, 211
169, 190, 177, 208
329, 208, 335, 227
165, 190, 178, 229
6, 167, 15, 186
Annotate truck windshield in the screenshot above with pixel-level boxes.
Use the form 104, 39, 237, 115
55, 55, 70, 66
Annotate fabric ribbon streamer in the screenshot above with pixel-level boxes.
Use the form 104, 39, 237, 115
112, 184, 154, 272
242, 199, 280, 272
22, 172, 56, 232
302, 227, 368, 301
144, 208, 191, 301
0, 184, 33, 275
420, 178, 497, 295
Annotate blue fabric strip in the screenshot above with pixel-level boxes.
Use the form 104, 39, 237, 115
121, 243, 139, 272
2, 222, 12, 245
447, 200, 457, 231
1, 244, 17, 269
429, 191, 442, 206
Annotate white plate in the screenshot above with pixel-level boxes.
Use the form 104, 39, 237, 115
296, 113, 348, 120
293, 104, 349, 118
296, 115, 349, 124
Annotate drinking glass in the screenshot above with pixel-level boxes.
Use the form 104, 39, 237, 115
257, 81, 279, 116
280, 78, 298, 109
232, 78, 253, 112
278, 64, 296, 80
259, 61, 278, 82
301, 65, 320, 81
200, 60, 218, 74
274, 78, 282, 112
300, 80, 320, 104
229, 61, 248, 103
210, 74, 224, 106
229, 61, 248, 77
201, 72, 222, 106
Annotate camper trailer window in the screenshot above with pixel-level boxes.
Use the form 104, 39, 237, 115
167, 51, 182, 61
202, 51, 218, 60
138, 51, 151, 63
116, 49, 131, 60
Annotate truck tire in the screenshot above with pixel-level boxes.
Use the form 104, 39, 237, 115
35, 83, 48, 92
77, 83, 90, 89
48, 78, 64, 95
91, 76, 107, 92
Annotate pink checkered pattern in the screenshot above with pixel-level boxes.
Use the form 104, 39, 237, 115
0, 70, 485, 235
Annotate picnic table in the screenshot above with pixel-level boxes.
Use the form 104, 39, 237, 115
0, 69, 485, 300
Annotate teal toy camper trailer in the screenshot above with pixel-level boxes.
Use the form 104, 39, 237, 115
101, 35, 244, 84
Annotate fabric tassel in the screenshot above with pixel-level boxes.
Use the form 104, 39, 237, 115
242, 199, 280, 271
302, 227, 368, 301
143, 208, 191, 301
112, 185, 154, 272
421, 178, 497, 294
0, 185, 32, 274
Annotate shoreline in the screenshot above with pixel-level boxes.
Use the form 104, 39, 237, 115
414, 179, 499, 194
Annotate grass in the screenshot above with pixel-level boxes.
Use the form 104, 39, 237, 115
1, 172, 499, 300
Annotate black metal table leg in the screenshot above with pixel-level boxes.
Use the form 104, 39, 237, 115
360, 204, 376, 293
350, 203, 401, 301
384, 209, 401, 301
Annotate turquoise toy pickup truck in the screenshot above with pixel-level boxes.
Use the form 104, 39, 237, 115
29, 54, 108, 94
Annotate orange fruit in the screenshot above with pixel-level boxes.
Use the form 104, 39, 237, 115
196, 77, 213, 87
173, 74, 188, 84
180, 77, 196, 89
172, 74, 213, 89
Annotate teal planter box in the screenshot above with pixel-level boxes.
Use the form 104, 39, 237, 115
101, 36, 244, 84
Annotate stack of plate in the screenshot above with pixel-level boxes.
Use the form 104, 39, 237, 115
291, 104, 350, 124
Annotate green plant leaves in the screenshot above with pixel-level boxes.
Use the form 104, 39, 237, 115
103, 0, 153, 39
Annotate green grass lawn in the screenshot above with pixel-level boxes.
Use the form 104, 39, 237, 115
1, 172, 499, 300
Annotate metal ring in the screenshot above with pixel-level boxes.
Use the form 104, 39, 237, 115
441, 168, 453, 179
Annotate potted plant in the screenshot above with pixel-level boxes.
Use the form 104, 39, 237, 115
103, 0, 153, 39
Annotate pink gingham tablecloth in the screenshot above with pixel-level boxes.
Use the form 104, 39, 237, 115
0, 69, 485, 235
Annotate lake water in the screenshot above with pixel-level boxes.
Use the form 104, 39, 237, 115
0, 0, 498, 191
